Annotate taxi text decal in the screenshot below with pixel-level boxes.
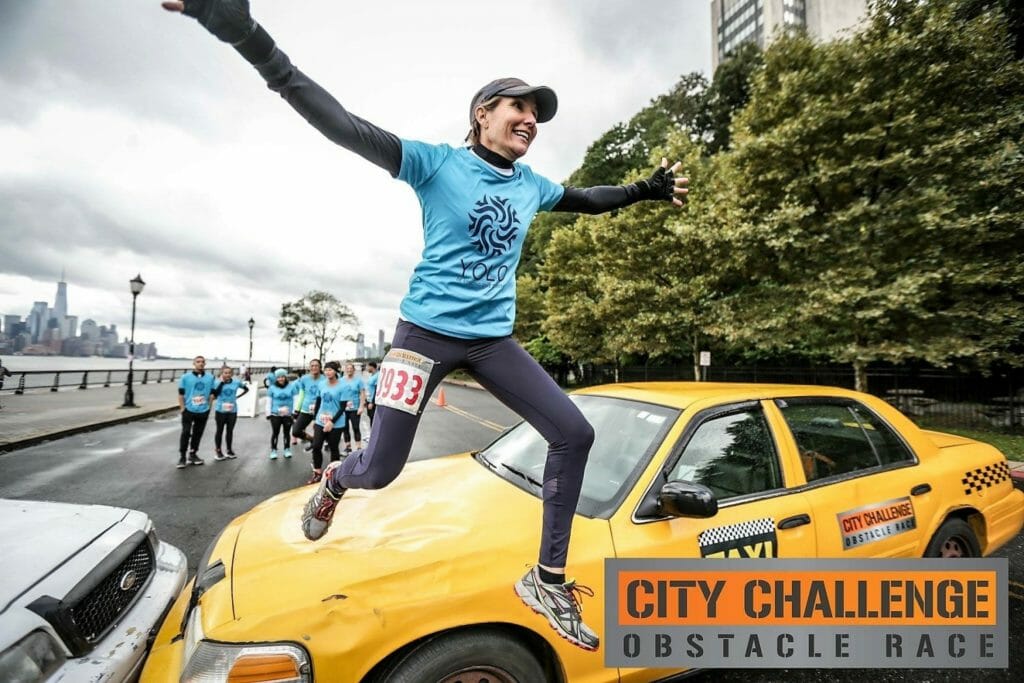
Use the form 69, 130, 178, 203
699, 517, 778, 558
837, 496, 916, 550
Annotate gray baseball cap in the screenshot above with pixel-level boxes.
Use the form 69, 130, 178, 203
468, 77, 558, 126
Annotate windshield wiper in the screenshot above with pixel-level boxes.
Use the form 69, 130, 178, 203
501, 463, 543, 490
474, 451, 497, 469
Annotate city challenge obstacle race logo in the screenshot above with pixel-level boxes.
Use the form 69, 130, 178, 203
460, 196, 520, 285
605, 558, 1007, 669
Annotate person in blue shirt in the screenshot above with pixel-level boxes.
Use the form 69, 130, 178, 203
364, 361, 379, 430
166, 0, 688, 651
338, 362, 366, 453
211, 365, 249, 460
290, 359, 325, 449
307, 361, 347, 483
177, 355, 215, 468
266, 368, 298, 459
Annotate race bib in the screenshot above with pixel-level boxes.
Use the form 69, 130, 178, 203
222, 402, 234, 412
375, 348, 435, 415
191, 395, 206, 406
278, 406, 291, 415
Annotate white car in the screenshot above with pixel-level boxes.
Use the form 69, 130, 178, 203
0, 499, 187, 682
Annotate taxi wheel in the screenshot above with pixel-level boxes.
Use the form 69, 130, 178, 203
924, 518, 981, 558
379, 628, 546, 683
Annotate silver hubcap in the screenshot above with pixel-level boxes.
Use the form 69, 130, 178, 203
439, 666, 519, 683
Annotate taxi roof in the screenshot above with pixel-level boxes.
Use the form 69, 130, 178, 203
574, 381, 862, 411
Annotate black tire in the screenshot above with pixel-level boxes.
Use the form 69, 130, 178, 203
378, 628, 548, 683
923, 518, 981, 558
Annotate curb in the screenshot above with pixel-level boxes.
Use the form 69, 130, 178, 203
0, 405, 179, 454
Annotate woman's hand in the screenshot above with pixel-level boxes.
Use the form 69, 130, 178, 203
161, 0, 255, 44
642, 158, 689, 207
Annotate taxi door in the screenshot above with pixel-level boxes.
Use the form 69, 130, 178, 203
609, 400, 816, 683
767, 397, 939, 558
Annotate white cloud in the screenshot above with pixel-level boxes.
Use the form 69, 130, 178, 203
1, 0, 711, 359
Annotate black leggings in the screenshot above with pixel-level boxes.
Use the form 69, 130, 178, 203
292, 412, 315, 441
311, 423, 343, 469
214, 412, 237, 450
341, 410, 361, 444
330, 320, 594, 569
179, 410, 210, 455
270, 415, 293, 449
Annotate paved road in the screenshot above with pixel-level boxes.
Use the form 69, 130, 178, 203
0, 383, 1020, 681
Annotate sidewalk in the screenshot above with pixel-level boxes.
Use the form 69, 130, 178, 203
0, 382, 180, 452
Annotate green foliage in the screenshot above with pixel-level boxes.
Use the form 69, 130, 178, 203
281, 290, 359, 363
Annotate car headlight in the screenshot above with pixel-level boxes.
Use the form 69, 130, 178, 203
0, 631, 67, 683
181, 606, 311, 683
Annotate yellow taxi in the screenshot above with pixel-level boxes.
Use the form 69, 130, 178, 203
141, 383, 1024, 683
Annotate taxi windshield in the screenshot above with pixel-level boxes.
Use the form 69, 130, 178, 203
475, 394, 678, 518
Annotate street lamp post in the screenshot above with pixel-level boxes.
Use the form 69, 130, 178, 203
248, 317, 255, 373
122, 274, 145, 408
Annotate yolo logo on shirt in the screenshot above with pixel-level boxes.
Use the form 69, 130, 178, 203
460, 195, 519, 286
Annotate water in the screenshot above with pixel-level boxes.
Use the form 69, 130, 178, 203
0, 356, 284, 373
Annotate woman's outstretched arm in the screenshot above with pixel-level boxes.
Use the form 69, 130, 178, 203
162, 0, 403, 176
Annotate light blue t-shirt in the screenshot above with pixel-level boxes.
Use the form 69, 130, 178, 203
267, 381, 298, 416
179, 371, 215, 414
297, 374, 326, 414
213, 378, 247, 413
316, 380, 348, 428
397, 141, 564, 339
338, 375, 364, 411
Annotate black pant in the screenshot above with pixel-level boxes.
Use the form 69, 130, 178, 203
179, 410, 210, 456
311, 423, 343, 470
291, 412, 315, 441
331, 320, 594, 569
214, 412, 237, 451
341, 410, 361, 445
366, 403, 376, 426
270, 415, 293, 449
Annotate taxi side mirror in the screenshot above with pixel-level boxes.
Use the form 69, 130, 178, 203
658, 480, 718, 518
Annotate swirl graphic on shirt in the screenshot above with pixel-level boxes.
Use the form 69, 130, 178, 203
467, 196, 519, 256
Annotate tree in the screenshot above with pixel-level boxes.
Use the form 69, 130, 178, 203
282, 291, 360, 363
278, 302, 301, 368
715, 0, 1024, 390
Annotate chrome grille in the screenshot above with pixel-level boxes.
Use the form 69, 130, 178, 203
69, 539, 155, 643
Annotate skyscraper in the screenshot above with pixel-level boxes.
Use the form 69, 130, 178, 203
710, 0, 868, 70
53, 271, 68, 323
27, 301, 48, 342
378, 329, 385, 358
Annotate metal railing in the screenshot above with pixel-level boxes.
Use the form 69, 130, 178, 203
0, 366, 289, 395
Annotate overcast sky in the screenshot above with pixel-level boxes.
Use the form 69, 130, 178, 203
0, 1, 712, 362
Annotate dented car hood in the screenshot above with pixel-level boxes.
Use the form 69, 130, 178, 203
228, 453, 565, 621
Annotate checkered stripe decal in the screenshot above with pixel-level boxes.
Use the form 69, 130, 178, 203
962, 461, 1011, 495
699, 517, 775, 548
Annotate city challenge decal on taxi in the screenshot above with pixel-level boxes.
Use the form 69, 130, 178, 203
837, 496, 917, 550
699, 518, 778, 558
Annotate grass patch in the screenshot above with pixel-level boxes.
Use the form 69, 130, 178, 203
919, 425, 1024, 460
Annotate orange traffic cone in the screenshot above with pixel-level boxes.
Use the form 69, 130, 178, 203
435, 387, 447, 407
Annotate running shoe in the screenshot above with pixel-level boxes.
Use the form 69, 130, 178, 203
269, 449, 278, 460
514, 566, 599, 651
226, 450, 238, 459
305, 469, 322, 485
214, 449, 227, 461
187, 454, 205, 466
304, 443, 314, 452
283, 448, 293, 458
301, 463, 344, 540
176, 456, 187, 469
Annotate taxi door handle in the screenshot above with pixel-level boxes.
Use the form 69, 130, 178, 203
911, 484, 932, 496
778, 514, 811, 530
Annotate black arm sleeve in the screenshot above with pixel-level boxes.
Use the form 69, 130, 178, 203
552, 184, 649, 215
178, 387, 186, 396
211, 382, 223, 398
240, 26, 403, 177
332, 407, 347, 423
312, 397, 322, 415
